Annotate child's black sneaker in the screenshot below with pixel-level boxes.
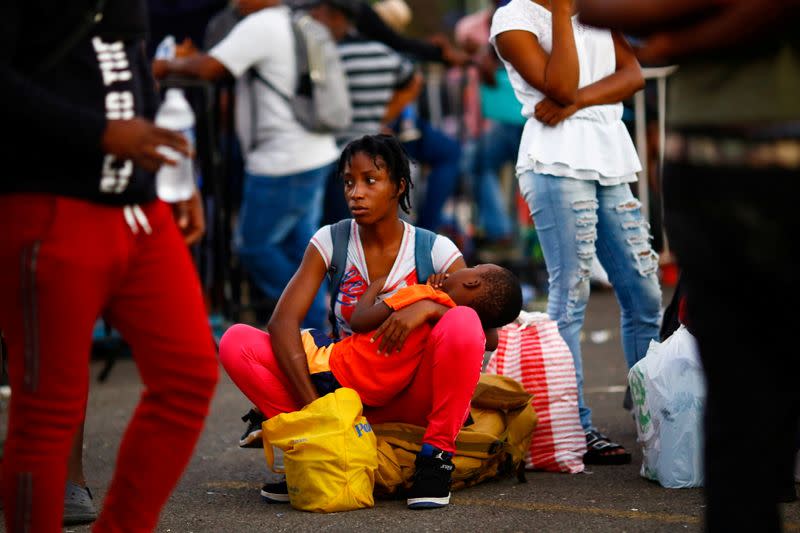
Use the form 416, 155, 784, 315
407, 443, 454, 509
260, 478, 289, 503
239, 408, 265, 448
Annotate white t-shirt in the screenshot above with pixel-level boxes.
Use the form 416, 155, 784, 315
210, 6, 338, 176
310, 220, 463, 338
490, 0, 641, 184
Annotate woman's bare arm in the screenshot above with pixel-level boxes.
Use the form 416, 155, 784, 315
152, 53, 230, 81
533, 32, 643, 126
494, 0, 580, 105
577, 0, 724, 37
575, 32, 644, 107
371, 300, 452, 354
578, 0, 795, 64
267, 244, 329, 407
382, 73, 424, 127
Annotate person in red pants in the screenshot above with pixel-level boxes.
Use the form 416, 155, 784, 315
0, 1, 219, 531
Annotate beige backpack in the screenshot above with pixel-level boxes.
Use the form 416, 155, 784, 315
373, 373, 537, 495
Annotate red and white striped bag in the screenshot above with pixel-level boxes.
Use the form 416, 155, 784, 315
486, 311, 586, 473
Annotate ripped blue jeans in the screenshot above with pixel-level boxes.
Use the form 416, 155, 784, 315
519, 172, 662, 431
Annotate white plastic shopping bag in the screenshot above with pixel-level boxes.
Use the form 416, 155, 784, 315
628, 325, 705, 488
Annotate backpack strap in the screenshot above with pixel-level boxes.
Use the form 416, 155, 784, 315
290, 14, 313, 96
327, 219, 352, 339
328, 222, 436, 337
249, 67, 293, 103
413, 227, 437, 284
248, 14, 309, 105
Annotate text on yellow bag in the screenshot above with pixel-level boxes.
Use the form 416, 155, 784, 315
263, 388, 378, 513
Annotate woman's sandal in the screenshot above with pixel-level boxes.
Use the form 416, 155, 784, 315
583, 429, 632, 465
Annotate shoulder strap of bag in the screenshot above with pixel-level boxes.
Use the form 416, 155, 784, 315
327, 219, 352, 338
36, 0, 107, 75
290, 14, 311, 87
248, 10, 308, 103
247, 14, 311, 136
248, 67, 293, 103
327, 222, 436, 336
245, 10, 305, 149
414, 226, 437, 284
246, 68, 259, 152
246, 64, 294, 151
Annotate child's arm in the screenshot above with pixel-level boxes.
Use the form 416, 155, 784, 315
350, 276, 392, 333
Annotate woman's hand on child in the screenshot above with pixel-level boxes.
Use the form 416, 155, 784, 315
372, 307, 419, 354
371, 306, 427, 354
426, 273, 449, 290
372, 301, 449, 354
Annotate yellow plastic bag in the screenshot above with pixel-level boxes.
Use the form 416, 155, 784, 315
262, 388, 378, 513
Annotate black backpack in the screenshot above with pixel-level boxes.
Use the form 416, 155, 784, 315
326, 219, 437, 339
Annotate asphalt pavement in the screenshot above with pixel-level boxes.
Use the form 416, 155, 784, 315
2, 287, 799, 532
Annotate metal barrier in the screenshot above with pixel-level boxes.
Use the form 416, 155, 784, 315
160, 76, 235, 320
634, 65, 679, 222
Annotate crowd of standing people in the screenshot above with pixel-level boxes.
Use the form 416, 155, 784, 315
0, 0, 797, 530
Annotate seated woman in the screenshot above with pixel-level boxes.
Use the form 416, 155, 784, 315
252, 262, 521, 409
219, 135, 501, 510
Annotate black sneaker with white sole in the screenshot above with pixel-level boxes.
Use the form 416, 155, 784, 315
407, 443, 454, 510
239, 408, 265, 448
261, 479, 289, 503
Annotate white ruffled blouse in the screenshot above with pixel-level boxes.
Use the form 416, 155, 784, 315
490, 0, 641, 185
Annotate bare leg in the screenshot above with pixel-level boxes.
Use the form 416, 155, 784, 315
63, 413, 97, 526
67, 418, 86, 487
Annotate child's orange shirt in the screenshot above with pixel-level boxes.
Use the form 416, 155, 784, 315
302, 284, 456, 407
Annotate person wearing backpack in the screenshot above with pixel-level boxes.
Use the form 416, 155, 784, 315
153, 0, 347, 330
220, 134, 498, 509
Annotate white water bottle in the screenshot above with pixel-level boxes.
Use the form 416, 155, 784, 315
155, 88, 196, 202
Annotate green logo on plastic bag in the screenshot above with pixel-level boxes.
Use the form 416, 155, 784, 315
629, 367, 651, 431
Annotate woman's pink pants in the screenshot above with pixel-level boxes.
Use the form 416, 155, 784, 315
219, 306, 485, 452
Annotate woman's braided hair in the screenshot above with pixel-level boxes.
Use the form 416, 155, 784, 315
336, 134, 415, 214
